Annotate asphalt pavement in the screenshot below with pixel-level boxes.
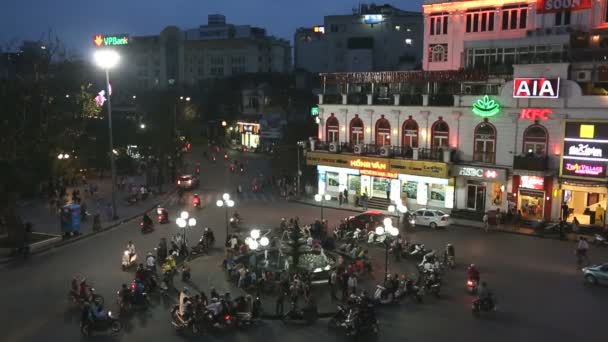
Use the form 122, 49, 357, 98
1, 144, 608, 342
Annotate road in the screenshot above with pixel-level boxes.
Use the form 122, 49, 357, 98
1, 144, 607, 342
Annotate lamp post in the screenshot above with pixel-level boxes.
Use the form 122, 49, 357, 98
176, 210, 196, 248
245, 228, 270, 269
296, 141, 306, 196
216, 193, 235, 237
57, 153, 70, 160
94, 49, 120, 220
388, 198, 409, 230
375, 217, 399, 283
314, 193, 332, 221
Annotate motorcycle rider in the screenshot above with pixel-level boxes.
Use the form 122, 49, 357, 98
233, 211, 241, 222
142, 213, 153, 229
127, 241, 136, 263
135, 264, 146, 282
444, 243, 455, 264
193, 194, 201, 207
467, 264, 480, 283
476, 281, 493, 309
203, 227, 215, 248
119, 283, 131, 307
79, 278, 90, 299
157, 238, 167, 263
146, 252, 156, 270
178, 287, 191, 317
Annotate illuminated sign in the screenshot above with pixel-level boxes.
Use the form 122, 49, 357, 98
580, 124, 594, 139
452, 165, 507, 181
310, 106, 319, 117
350, 159, 387, 171
520, 176, 545, 190
313, 26, 325, 34
564, 162, 604, 176
513, 78, 560, 98
360, 169, 398, 178
568, 144, 603, 158
536, 0, 592, 13
520, 108, 552, 121
93, 34, 129, 47
472, 95, 500, 117
363, 14, 383, 24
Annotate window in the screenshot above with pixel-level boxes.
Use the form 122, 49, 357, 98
375, 116, 391, 146
395, 25, 401, 31
326, 114, 339, 143
402, 118, 419, 148
405, 38, 413, 46
523, 124, 548, 156
350, 116, 364, 145
473, 121, 496, 163
429, 44, 448, 62
330, 24, 339, 33
430, 14, 448, 35
555, 11, 571, 26
431, 119, 449, 149
502, 6, 527, 31
466, 9, 495, 33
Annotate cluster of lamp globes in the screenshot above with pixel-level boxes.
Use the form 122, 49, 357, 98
244, 229, 269, 251
314, 193, 331, 202
216, 193, 235, 208
388, 197, 408, 215
376, 217, 399, 237
176, 211, 197, 228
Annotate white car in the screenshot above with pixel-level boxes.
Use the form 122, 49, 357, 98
413, 209, 450, 229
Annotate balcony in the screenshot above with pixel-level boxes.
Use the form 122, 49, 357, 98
513, 155, 548, 172
473, 151, 495, 164
310, 142, 444, 162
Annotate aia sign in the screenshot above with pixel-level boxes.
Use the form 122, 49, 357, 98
513, 78, 560, 99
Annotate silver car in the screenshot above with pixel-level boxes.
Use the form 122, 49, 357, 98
582, 263, 608, 285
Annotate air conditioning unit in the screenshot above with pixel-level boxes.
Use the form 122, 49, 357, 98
575, 70, 592, 82
464, 85, 472, 95
379, 145, 392, 157
354, 144, 363, 155
329, 142, 340, 153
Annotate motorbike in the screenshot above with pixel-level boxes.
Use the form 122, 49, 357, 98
189, 234, 215, 257
397, 279, 423, 303
80, 311, 122, 336
330, 307, 379, 338
229, 216, 241, 229
282, 303, 318, 325
117, 285, 148, 313
171, 305, 203, 334
157, 208, 169, 224
328, 304, 350, 329
472, 294, 497, 317
192, 196, 201, 208
224, 153, 229, 160
405, 243, 428, 260
69, 287, 104, 307
121, 250, 137, 271
423, 274, 442, 298
252, 184, 259, 192
373, 285, 396, 305
140, 220, 154, 234
593, 233, 608, 246
466, 278, 478, 294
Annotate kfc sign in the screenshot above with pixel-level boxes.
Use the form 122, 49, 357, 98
520, 108, 552, 121
536, 0, 592, 13
513, 78, 560, 98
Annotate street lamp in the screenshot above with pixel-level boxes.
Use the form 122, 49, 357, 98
216, 193, 235, 237
314, 193, 332, 221
57, 153, 70, 160
94, 49, 120, 220
388, 198, 409, 229
139, 123, 146, 130
176, 210, 197, 244
246, 228, 270, 269
296, 141, 306, 196
376, 218, 399, 283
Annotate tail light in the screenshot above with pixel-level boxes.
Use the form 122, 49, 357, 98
467, 280, 473, 287
177, 180, 181, 185
130, 283, 136, 291
140, 222, 144, 227
224, 314, 231, 321
158, 215, 162, 220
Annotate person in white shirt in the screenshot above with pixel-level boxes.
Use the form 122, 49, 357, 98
576, 237, 590, 266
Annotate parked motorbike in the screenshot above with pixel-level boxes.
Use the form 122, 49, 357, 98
423, 274, 442, 298
405, 243, 428, 260
121, 250, 137, 271
80, 311, 122, 336
472, 294, 497, 317
593, 233, 608, 246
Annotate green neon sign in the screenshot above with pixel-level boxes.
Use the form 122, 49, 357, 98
310, 106, 319, 116
472, 95, 500, 117
94, 34, 129, 47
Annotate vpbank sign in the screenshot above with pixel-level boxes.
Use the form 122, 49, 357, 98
94, 34, 129, 47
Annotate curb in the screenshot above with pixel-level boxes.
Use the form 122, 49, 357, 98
260, 312, 336, 320
289, 199, 367, 214
0, 189, 177, 265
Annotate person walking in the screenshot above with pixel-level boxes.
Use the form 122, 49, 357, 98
483, 212, 489, 232
343, 189, 349, 204
347, 274, 358, 295
338, 192, 343, 206
275, 291, 285, 316
576, 236, 590, 267
329, 270, 338, 301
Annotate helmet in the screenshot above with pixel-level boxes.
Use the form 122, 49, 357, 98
446, 243, 452, 247
204, 227, 209, 232
470, 264, 475, 268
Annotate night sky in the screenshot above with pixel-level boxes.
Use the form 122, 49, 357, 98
0, 0, 422, 56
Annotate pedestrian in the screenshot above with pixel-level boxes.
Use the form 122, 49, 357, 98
276, 291, 285, 316
338, 192, 343, 206
572, 216, 580, 233
329, 270, 338, 301
341, 272, 349, 301
561, 202, 569, 221
347, 274, 357, 295
386, 189, 391, 201
483, 212, 489, 232
576, 236, 590, 266
393, 239, 402, 262
343, 189, 349, 204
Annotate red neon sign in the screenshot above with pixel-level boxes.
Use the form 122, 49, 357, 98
484, 170, 498, 179
520, 108, 552, 121
536, 0, 592, 13
565, 162, 604, 176
520, 176, 545, 190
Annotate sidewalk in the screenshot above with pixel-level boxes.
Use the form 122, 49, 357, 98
291, 195, 589, 242
16, 174, 175, 237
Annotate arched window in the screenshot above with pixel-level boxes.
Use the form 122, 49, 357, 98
473, 121, 496, 163
325, 114, 339, 143
431, 44, 446, 62
375, 116, 391, 146
402, 117, 419, 148
523, 124, 548, 156
349, 115, 364, 145
431, 119, 449, 149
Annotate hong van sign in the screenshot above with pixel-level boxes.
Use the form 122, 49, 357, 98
513, 78, 560, 98
536, 0, 592, 13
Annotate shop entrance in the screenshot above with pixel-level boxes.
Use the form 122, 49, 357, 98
519, 189, 544, 220
372, 177, 391, 198
563, 189, 606, 226
466, 182, 486, 211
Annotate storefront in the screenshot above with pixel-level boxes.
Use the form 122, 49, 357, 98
452, 165, 508, 213
559, 121, 608, 226
237, 122, 260, 149
511, 175, 553, 221
306, 152, 453, 209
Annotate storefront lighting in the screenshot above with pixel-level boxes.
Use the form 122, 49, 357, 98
366, 127, 371, 133
420, 129, 427, 138
500, 185, 505, 192
392, 129, 398, 135
546, 196, 550, 201
341, 126, 346, 132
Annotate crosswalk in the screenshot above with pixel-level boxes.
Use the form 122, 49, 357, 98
164, 190, 285, 207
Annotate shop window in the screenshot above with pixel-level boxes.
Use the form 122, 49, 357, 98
349, 115, 364, 145
402, 118, 419, 151
466, 181, 486, 212
431, 118, 449, 149
519, 189, 544, 220
375, 116, 391, 146
473, 121, 496, 163
327, 172, 339, 189
402, 182, 417, 199
348, 175, 360, 194
429, 184, 446, 202
523, 124, 548, 156
326, 114, 339, 143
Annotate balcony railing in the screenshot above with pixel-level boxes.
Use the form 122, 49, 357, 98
473, 151, 496, 164
310, 142, 443, 162
513, 155, 548, 171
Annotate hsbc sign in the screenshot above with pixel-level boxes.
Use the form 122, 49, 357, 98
513, 78, 560, 98
452, 165, 507, 181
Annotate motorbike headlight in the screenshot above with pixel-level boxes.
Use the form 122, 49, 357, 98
108, 311, 113, 317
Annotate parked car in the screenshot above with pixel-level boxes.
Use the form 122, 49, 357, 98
346, 211, 389, 232
582, 263, 608, 285
412, 209, 450, 229
176, 174, 199, 190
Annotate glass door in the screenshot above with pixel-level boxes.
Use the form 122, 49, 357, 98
466, 183, 486, 211
372, 178, 391, 198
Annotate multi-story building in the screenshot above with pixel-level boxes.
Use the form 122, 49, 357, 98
127, 15, 291, 89
294, 3, 424, 73
308, 0, 608, 227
